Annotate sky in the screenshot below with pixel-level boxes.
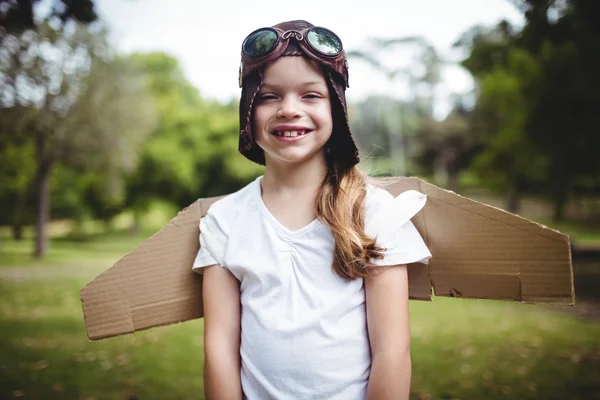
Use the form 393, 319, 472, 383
95, 0, 524, 117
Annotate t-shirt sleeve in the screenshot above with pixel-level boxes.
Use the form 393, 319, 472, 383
192, 211, 228, 274
365, 187, 432, 266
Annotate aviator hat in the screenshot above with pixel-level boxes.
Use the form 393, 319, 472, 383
238, 20, 360, 172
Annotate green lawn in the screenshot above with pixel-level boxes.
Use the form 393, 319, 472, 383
1, 222, 600, 399
0, 276, 205, 400
535, 218, 600, 243
0, 229, 148, 269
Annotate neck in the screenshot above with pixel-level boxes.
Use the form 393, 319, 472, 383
262, 152, 328, 194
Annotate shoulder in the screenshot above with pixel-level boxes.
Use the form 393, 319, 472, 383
202, 176, 260, 230
364, 182, 427, 237
365, 181, 427, 212
365, 183, 394, 209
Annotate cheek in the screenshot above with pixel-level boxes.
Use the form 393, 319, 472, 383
252, 107, 268, 135
317, 104, 334, 131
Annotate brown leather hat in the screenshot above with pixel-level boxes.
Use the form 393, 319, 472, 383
238, 20, 360, 172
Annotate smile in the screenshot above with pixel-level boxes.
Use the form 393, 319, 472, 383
271, 130, 312, 137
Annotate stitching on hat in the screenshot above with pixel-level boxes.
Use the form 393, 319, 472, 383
239, 130, 251, 151
327, 72, 350, 129
242, 70, 264, 151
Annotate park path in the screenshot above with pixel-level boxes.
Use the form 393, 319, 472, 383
0, 264, 106, 281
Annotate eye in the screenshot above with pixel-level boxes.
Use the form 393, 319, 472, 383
258, 93, 277, 101
303, 92, 323, 100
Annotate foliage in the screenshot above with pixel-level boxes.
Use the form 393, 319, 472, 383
0, 21, 155, 255
125, 52, 262, 214
0, 136, 36, 236
348, 35, 481, 184
457, 1, 600, 218
514, 0, 600, 218
0, 0, 97, 33
456, 21, 535, 211
470, 47, 547, 210
413, 101, 477, 190
349, 96, 409, 158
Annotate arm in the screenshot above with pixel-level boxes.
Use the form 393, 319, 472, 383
365, 264, 412, 400
202, 264, 243, 400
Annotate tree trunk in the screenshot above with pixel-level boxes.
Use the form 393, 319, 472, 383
552, 177, 569, 222
130, 209, 142, 235
12, 224, 24, 240
553, 194, 567, 222
505, 187, 520, 214
34, 134, 52, 258
446, 170, 459, 193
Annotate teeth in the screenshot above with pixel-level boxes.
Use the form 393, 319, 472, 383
276, 130, 307, 137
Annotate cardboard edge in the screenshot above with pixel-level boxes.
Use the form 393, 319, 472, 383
81, 176, 576, 341
415, 178, 435, 302
80, 201, 205, 341
566, 237, 576, 306
414, 179, 574, 306
80, 200, 204, 293
376, 177, 574, 305
87, 318, 189, 341
417, 179, 568, 243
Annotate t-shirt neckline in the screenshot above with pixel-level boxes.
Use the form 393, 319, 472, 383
253, 176, 321, 238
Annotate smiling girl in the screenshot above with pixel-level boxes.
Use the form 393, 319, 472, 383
193, 20, 431, 400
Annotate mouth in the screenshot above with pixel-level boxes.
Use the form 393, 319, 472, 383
271, 127, 313, 137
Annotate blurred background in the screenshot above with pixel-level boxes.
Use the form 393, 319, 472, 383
1, 0, 599, 399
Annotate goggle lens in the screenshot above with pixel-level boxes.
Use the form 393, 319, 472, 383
242, 29, 278, 58
306, 27, 342, 56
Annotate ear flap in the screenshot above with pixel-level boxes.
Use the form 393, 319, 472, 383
238, 70, 266, 165
325, 71, 360, 173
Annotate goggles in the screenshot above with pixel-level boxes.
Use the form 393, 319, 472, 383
242, 26, 343, 59
239, 26, 348, 88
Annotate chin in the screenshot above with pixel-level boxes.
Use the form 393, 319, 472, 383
265, 148, 326, 166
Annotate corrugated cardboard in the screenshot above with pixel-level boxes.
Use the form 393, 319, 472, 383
80, 177, 574, 341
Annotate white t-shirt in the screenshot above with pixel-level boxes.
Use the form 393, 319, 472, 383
193, 176, 431, 400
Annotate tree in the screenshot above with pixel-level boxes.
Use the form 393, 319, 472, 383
0, 124, 36, 239
0, 0, 96, 33
470, 49, 546, 213
515, 0, 600, 219
413, 98, 477, 192
0, 23, 154, 256
348, 95, 419, 177
457, 2, 600, 218
1, 0, 97, 254
455, 21, 546, 212
125, 52, 262, 230
348, 36, 459, 178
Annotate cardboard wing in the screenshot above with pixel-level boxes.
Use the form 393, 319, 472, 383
80, 177, 574, 341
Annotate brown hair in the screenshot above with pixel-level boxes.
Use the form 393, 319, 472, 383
316, 165, 385, 279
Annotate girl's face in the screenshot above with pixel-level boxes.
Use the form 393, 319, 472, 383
253, 56, 333, 167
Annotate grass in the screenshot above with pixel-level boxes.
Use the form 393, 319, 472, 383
1, 272, 599, 400
409, 298, 600, 399
0, 199, 179, 269
0, 229, 149, 270
535, 218, 600, 243
0, 277, 205, 400
1, 197, 599, 399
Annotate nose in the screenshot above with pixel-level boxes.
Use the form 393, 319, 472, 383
276, 96, 302, 119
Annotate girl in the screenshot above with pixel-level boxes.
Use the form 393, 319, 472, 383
193, 20, 431, 400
